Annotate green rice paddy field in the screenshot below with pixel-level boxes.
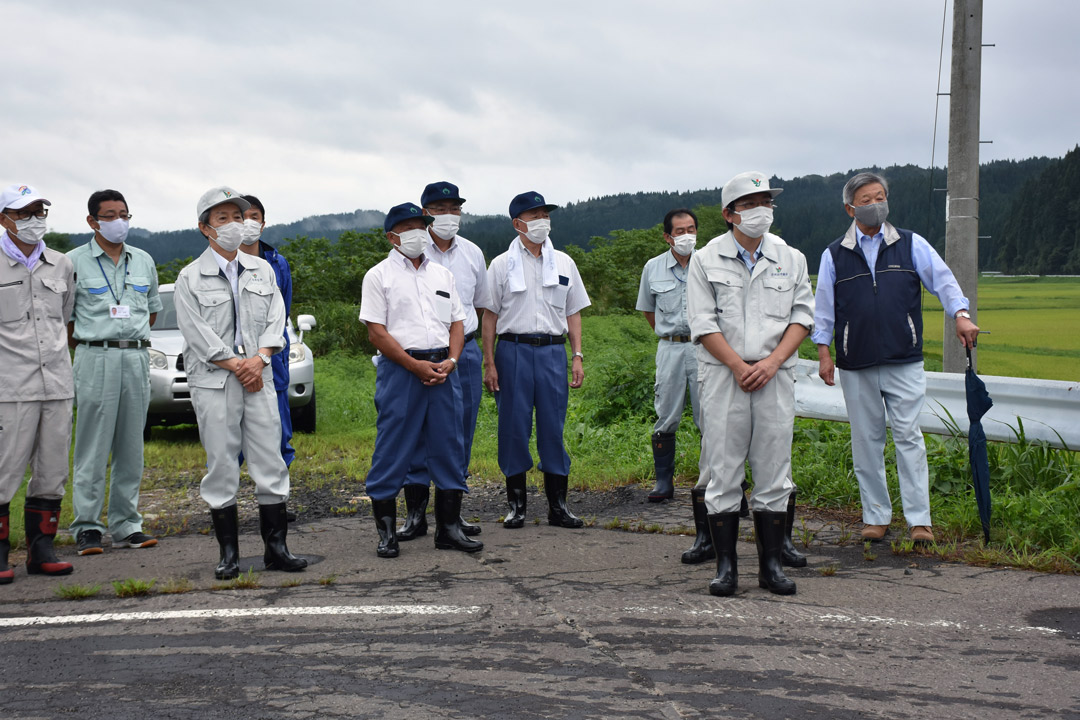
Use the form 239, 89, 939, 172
918, 276, 1080, 381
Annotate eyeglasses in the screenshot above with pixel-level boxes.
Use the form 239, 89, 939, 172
4, 207, 49, 220
95, 213, 133, 222
734, 199, 775, 211
424, 205, 462, 216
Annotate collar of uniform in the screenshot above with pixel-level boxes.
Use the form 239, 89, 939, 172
663, 248, 684, 269
391, 248, 428, 269
428, 236, 455, 256
89, 237, 130, 261
842, 219, 900, 250
715, 231, 780, 264
198, 246, 241, 276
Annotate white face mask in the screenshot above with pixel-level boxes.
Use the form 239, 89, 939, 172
241, 218, 263, 246
734, 206, 773, 239
211, 221, 244, 252
394, 228, 430, 259
429, 214, 460, 240
671, 233, 697, 256
96, 217, 129, 245
519, 218, 551, 244
12, 216, 48, 245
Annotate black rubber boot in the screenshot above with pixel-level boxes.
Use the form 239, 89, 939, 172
707, 511, 739, 596
648, 432, 676, 502
681, 488, 715, 564
0, 503, 12, 584
740, 479, 750, 518
372, 498, 399, 558
259, 502, 308, 572
781, 489, 807, 568
24, 497, 73, 576
434, 489, 484, 553
754, 511, 797, 595
397, 484, 429, 541
545, 473, 584, 528
210, 505, 241, 580
503, 473, 527, 529
458, 515, 482, 536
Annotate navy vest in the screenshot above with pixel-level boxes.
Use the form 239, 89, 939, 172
828, 228, 923, 370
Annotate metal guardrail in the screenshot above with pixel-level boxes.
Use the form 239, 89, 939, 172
792, 359, 1080, 450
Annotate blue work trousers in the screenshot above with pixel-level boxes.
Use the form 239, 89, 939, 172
366, 354, 467, 501
494, 341, 570, 477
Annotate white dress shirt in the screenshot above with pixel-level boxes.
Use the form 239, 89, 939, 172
486, 238, 590, 335
359, 250, 466, 351
212, 248, 243, 347
425, 233, 490, 336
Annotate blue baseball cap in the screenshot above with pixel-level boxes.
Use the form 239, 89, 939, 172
384, 202, 434, 233
421, 181, 466, 208
508, 191, 558, 220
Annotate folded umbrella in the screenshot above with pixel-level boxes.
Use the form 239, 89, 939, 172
965, 346, 994, 544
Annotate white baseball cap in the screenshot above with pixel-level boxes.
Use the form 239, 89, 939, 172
721, 171, 783, 209
197, 186, 250, 223
0, 184, 51, 211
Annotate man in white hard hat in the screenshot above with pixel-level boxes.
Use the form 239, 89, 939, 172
687, 171, 814, 597
0, 183, 75, 582
174, 186, 307, 580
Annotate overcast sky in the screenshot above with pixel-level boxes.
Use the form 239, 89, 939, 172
5, 1, 1077, 234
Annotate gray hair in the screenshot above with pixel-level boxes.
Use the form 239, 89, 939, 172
842, 172, 889, 206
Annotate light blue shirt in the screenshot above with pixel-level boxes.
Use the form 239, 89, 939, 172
811, 223, 969, 345
737, 244, 762, 272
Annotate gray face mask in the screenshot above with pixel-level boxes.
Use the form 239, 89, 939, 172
853, 200, 889, 227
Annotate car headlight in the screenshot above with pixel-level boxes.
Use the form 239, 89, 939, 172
148, 348, 169, 370
288, 344, 306, 365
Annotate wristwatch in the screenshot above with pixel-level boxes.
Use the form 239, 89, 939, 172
955, 310, 972, 320
257, 352, 272, 366
448, 357, 458, 372
572, 351, 584, 361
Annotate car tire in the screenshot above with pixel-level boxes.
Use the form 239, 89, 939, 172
291, 387, 317, 434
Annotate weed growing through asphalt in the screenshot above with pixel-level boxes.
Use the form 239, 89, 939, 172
818, 564, 839, 577
159, 577, 194, 594
862, 541, 877, 562
214, 569, 262, 591
281, 578, 303, 588
113, 578, 156, 597
55, 583, 101, 600
318, 574, 337, 586
796, 520, 816, 548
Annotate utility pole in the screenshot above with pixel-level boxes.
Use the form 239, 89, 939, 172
944, 0, 982, 373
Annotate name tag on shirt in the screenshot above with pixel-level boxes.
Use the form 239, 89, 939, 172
110, 305, 131, 319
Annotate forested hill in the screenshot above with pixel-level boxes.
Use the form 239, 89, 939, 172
994, 146, 1080, 274
55, 156, 1055, 271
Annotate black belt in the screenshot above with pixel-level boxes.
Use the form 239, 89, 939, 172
464, 331, 476, 343
81, 339, 151, 349
407, 347, 449, 362
661, 335, 692, 343
498, 333, 565, 346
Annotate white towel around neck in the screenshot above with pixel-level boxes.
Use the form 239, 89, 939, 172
506, 235, 560, 293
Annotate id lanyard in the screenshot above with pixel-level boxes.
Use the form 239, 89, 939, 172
96, 254, 128, 304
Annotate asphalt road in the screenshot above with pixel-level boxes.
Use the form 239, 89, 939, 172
1, 517, 1078, 719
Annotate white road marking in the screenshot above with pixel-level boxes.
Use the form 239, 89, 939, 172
0, 604, 482, 628
620, 604, 1062, 636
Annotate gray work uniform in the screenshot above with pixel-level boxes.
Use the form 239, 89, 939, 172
686, 232, 814, 515
67, 240, 162, 539
636, 249, 701, 434
0, 246, 75, 504
174, 247, 288, 510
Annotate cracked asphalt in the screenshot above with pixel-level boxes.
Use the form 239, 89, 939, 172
1, 491, 1078, 719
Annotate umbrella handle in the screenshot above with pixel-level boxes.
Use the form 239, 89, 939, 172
966, 346, 972, 370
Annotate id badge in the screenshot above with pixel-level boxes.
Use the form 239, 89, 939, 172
110, 304, 131, 319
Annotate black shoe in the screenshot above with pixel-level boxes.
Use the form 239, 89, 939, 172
781, 489, 807, 568
545, 473, 584, 528
1, 503, 12, 584
259, 502, 307, 572
434, 489, 484, 553
648, 432, 676, 502
77, 529, 105, 556
114, 531, 158, 549
755, 511, 797, 595
210, 505, 241, 580
681, 488, 715, 564
372, 498, 399, 558
503, 473, 527, 529
707, 512, 739, 596
397, 484, 429, 541
24, 498, 74, 576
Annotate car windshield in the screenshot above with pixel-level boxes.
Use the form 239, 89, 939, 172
152, 290, 179, 330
